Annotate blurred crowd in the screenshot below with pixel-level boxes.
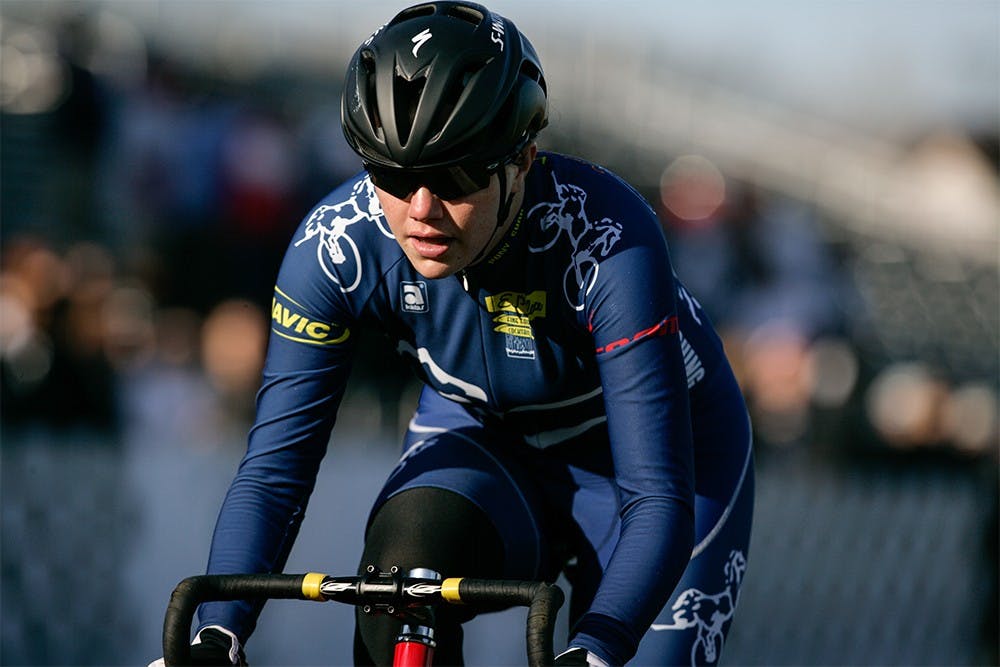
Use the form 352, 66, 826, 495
655, 153, 999, 459
0, 9, 409, 449
1, 7, 997, 464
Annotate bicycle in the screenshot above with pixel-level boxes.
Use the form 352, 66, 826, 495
161, 565, 565, 667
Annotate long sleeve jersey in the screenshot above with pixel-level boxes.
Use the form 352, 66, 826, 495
201, 152, 742, 664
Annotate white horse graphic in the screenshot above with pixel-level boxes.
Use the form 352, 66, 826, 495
294, 177, 392, 292
527, 173, 623, 310
650, 550, 747, 666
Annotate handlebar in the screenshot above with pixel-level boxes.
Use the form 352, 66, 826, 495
162, 567, 564, 667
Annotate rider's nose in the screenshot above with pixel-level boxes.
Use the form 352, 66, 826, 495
408, 186, 441, 221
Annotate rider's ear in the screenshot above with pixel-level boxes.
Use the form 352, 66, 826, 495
506, 144, 536, 196
513, 143, 537, 175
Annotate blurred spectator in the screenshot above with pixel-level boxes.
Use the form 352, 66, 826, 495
96, 54, 242, 312
216, 106, 302, 304
865, 362, 999, 457
1, 237, 120, 433
200, 298, 268, 427
941, 382, 999, 457
659, 155, 855, 448
0, 241, 61, 417
118, 305, 226, 451
864, 361, 951, 450
102, 281, 157, 372
297, 102, 364, 204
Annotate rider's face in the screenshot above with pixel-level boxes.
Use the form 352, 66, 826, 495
375, 154, 532, 280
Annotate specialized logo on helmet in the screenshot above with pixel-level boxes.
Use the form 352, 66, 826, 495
490, 16, 505, 51
294, 177, 393, 293
650, 550, 747, 666
364, 22, 387, 47
271, 287, 349, 346
528, 173, 623, 311
484, 290, 546, 359
410, 28, 432, 57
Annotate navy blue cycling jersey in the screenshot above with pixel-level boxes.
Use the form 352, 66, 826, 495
202, 152, 746, 660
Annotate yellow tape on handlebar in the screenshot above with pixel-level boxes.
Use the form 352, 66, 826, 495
301, 572, 326, 601
441, 577, 464, 604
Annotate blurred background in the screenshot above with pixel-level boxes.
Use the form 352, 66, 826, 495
1, 1, 997, 665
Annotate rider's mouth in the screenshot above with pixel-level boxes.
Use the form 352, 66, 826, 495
411, 234, 453, 259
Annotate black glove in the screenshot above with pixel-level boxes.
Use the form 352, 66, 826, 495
553, 646, 614, 666
553, 647, 591, 666
188, 627, 247, 666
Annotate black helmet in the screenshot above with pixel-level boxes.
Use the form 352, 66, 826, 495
341, 1, 548, 171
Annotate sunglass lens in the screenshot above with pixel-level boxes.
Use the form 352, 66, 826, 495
365, 167, 416, 198
366, 164, 493, 200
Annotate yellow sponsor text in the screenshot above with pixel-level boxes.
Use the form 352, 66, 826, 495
495, 324, 533, 338
484, 290, 546, 319
271, 288, 349, 345
484, 290, 546, 340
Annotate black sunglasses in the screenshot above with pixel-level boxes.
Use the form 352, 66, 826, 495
365, 160, 503, 200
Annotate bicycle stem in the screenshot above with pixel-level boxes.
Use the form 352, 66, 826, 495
391, 568, 439, 667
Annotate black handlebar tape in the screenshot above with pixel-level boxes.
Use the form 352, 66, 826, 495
162, 573, 318, 666
162, 574, 562, 666
447, 579, 565, 667
523, 585, 564, 667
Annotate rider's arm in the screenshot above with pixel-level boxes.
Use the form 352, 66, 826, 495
570, 176, 696, 665
196, 194, 365, 643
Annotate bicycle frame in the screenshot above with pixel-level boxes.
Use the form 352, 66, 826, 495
161, 565, 564, 667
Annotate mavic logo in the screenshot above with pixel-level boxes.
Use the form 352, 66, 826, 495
411, 28, 432, 57
401, 281, 428, 313
271, 287, 350, 346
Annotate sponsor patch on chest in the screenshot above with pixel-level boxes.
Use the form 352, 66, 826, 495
484, 290, 546, 359
400, 281, 429, 313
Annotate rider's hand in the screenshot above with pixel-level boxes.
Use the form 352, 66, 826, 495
553, 646, 611, 667
147, 626, 247, 667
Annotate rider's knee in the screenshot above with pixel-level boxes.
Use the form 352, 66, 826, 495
354, 487, 503, 665
360, 486, 505, 577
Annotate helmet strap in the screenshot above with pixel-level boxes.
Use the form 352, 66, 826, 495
467, 166, 515, 268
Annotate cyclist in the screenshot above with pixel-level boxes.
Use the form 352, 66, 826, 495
165, 2, 754, 665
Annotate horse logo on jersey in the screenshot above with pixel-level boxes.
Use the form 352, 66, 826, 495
527, 173, 623, 311
294, 177, 393, 292
650, 550, 747, 666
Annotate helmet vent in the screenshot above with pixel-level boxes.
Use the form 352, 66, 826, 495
393, 71, 427, 147
359, 50, 382, 136
444, 5, 484, 25
392, 4, 435, 25
520, 60, 545, 92
428, 60, 487, 142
